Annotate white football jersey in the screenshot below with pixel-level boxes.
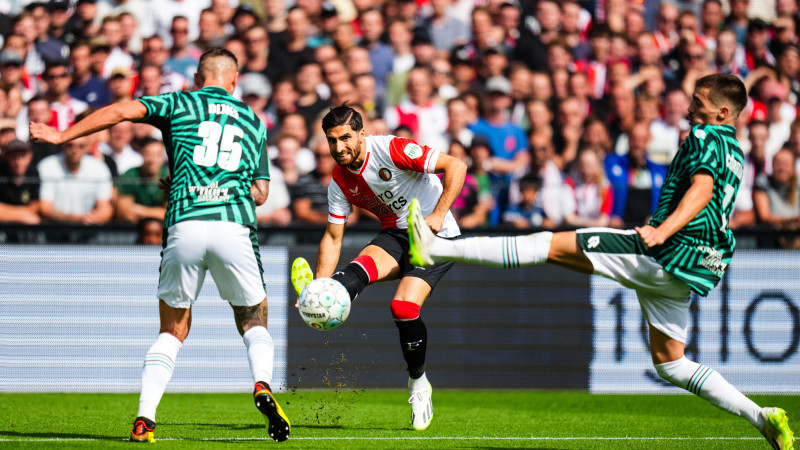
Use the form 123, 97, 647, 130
328, 135, 460, 238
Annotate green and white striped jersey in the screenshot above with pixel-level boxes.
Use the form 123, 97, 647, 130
648, 124, 743, 296
137, 86, 270, 229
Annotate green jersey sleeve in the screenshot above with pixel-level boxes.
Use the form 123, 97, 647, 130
136, 93, 177, 129
253, 130, 270, 181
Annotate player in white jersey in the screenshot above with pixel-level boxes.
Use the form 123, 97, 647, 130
291, 104, 467, 431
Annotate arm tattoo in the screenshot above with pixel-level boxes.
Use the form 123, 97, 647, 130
232, 300, 269, 336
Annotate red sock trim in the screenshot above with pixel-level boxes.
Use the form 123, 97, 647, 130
353, 255, 378, 283
390, 299, 421, 321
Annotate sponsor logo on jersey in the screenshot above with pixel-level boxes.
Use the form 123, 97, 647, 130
694, 128, 707, 140
349, 186, 359, 195
208, 103, 240, 119
587, 236, 600, 249
379, 168, 392, 181
404, 143, 423, 159
189, 181, 231, 203
698, 245, 727, 276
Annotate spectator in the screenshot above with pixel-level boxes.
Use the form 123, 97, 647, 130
580, 115, 613, 157
753, 148, 800, 246
511, 130, 571, 226
514, 1, 559, 71
107, 67, 134, 103
388, 19, 415, 76
273, 113, 315, 174
272, 7, 314, 78
763, 78, 797, 161
88, 37, 111, 79
502, 175, 554, 229
192, 8, 224, 53
606, 84, 637, 155
27, 3, 67, 63
140, 35, 188, 93
454, 137, 494, 228
22, 96, 57, 162
445, 96, 474, 148
574, 23, 612, 100
37, 134, 113, 224
359, 9, 393, 96
653, 2, 679, 55
99, 15, 134, 79
553, 96, 585, 169
164, 16, 201, 84
385, 65, 449, 152
0, 50, 36, 103
47, 1, 71, 43
508, 63, 532, 128
430, 57, 457, 103
115, 137, 168, 223
605, 121, 667, 228
423, 0, 469, 54
701, 0, 725, 50
135, 217, 163, 245
255, 161, 293, 227
63, 0, 101, 45
242, 25, 279, 83
136, 64, 165, 97
43, 60, 89, 132
353, 73, 383, 120
0, 139, 40, 224
68, 40, 111, 109
649, 88, 691, 165
524, 98, 554, 136
564, 148, 613, 228
239, 73, 273, 128
99, 121, 142, 175
295, 61, 330, 136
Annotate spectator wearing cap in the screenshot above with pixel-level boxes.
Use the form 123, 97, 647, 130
449, 44, 479, 94
115, 137, 168, 224
141, 35, 189, 93
232, 3, 260, 37
87, 36, 111, 78
25, 3, 68, 65
67, 40, 110, 109
36, 134, 113, 225
0, 139, 40, 224
240, 73, 274, 128
165, 16, 202, 85
99, 16, 134, 79
108, 66, 134, 103
43, 60, 88, 132
0, 50, 37, 103
423, 0, 469, 54
385, 65, 449, 153
307, 2, 338, 48
468, 76, 529, 221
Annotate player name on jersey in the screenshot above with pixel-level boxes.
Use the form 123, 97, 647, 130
208, 103, 240, 119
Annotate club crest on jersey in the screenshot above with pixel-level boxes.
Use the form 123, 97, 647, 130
694, 128, 707, 140
379, 168, 392, 181
587, 236, 600, 249
404, 143, 423, 159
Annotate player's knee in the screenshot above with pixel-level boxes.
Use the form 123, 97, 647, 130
390, 299, 420, 321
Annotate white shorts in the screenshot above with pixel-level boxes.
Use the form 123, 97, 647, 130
157, 220, 266, 308
577, 228, 693, 343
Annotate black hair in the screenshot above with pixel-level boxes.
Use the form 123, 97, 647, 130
198, 47, 238, 71
321, 102, 364, 133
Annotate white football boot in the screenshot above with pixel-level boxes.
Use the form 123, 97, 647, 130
408, 377, 433, 430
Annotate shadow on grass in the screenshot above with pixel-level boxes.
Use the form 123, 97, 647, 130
0, 431, 124, 442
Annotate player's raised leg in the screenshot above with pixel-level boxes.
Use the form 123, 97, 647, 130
408, 198, 592, 272
131, 301, 189, 443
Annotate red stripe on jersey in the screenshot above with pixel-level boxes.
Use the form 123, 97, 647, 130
332, 164, 400, 229
388, 137, 434, 172
329, 212, 346, 219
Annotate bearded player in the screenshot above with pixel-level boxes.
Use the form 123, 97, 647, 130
291, 103, 466, 430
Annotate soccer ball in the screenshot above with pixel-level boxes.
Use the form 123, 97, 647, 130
298, 278, 351, 330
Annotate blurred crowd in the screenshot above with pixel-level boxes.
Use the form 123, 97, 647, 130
1, 0, 800, 244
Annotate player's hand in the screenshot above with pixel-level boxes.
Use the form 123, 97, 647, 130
636, 225, 666, 247
29, 122, 62, 145
425, 213, 445, 234
158, 176, 172, 196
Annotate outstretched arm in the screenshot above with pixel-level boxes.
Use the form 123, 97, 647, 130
428, 152, 467, 233
30, 100, 147, 145
636, 172, 714, 247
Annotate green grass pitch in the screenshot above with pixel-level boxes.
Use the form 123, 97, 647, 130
1, 391, 797, 449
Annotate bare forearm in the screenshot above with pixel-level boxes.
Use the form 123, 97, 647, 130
433, 160, 466, 219
316, 233, 341, 278
656, 180, 712, 240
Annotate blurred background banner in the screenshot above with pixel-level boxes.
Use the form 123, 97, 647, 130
1, 245, 797, 393
0, 245, 289, 393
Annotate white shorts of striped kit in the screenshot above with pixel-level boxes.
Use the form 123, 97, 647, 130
576, 227, 693, 343
157, 220, 266, 308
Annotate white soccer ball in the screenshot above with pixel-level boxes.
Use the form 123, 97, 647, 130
298, 278, 351, 330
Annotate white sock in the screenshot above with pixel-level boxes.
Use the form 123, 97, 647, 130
655, 357, 764, 430
243, 326, 275, 385
137, 333, 182, 422
408, 372, 429, 391
430, 232, 553, 268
